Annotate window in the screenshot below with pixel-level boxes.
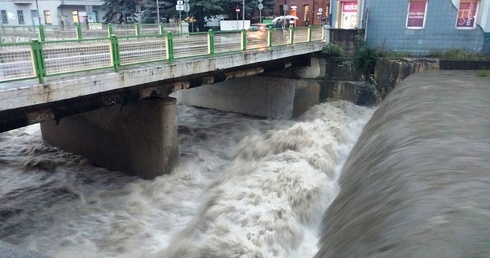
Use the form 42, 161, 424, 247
1, 10, 8, 24
72, 10, 79, 24
91, 11, 98, 22
303, 5, 309, 22
17, 10, 24, 24
456, 0, 479, 29
406, 0, 427, 29
31, 10, 39, 25
325, 2, 330, 19
44, 10, 51, 24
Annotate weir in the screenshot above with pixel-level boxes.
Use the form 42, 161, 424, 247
315, 71, 490, 257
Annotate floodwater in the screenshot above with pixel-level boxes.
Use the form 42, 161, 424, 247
0, 101, 374, 258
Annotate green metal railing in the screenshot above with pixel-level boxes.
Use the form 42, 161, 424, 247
0, 23, 182, 43
0, 26, 324, 84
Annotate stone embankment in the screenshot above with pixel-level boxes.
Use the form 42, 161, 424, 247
320, 57, 453, 105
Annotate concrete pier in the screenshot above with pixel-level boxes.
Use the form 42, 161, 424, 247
175, 76, 320, 119
41, 97, 178, 179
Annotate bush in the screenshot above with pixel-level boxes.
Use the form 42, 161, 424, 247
476, 70, 490, 77
352, 34, 382, 75
321, 43, 343, 62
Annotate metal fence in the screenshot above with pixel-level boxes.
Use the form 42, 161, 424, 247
0, 26, 325, 84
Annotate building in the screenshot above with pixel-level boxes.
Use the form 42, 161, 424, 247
0, 0, 106, 26
328, 0, 490, 54
272, 0, 331, 26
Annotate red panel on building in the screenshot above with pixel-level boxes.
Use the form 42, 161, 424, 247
406, 0, 426, 28
342, 1, 358, 13
456, 0, 479, 28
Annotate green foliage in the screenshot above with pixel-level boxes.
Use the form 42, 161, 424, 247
103, 0, 275, 30
102, 0, 140, 23
476, 70, 490, 77
382, 51, 411, 59
353, 34, 382, 74
428, 49, 443, 58
321, 43, 343, 62
139, 0, 173, 23
427, 48, 489, 60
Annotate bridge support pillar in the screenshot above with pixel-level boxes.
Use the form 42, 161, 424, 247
40, 97, 178, 179
175, 76, 319, 119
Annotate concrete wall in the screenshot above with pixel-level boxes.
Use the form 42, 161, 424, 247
174, 76, 320, 119
41, 97, 178, 179
373, 57, 440, 98
364, 0, 485, 55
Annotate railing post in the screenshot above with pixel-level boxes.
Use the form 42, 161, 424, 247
289, 26, 295, 45
38, 25, 46, 42
323, 24, 331, 43
135, 23, 141, 37
307, 25, 312, 42
166, 32, 174, 61
76, 23, 82, 40
109, 34, 120, 72
241, 29, 247, 51
31, 39, 46, 84
207, 29, 215, 55
107, 23, 113, 37
159, 22, 165, 35
267, 28, 272, 48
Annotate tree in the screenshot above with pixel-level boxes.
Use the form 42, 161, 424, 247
140, 0, 174, 23
102, 0, 140, 24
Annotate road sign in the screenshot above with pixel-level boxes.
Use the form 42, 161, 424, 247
184, 3, 190, 12
236, 8, 240, 13
258, 3, 263, 10
258, 0, 262, 2
176, 4, 183, 10
177, 0, 183, 4
318, 8, 323, 13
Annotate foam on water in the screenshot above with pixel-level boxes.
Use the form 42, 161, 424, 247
0, 101, 373, 258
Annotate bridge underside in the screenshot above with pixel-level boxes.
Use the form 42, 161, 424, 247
0, 56, 312, 133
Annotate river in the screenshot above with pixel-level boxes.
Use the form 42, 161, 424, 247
0, 101, 374, 257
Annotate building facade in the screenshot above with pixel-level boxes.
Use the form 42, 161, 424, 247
329, 0, 490, 54
0, 0, 106, 26
272, 0, 331, 26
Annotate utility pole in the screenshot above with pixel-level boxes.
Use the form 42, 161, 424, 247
156, 0, 160, 23
242, 0, 245, 28
35, 0, 42, 25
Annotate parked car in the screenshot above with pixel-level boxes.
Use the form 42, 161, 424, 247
247, 23, 274, 40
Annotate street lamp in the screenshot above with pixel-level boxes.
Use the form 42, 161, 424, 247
242, 0, 245, 29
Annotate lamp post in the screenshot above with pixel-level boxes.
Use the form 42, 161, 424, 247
156, 0, 160, 23
35, 0, 42, 25
242, 0, 245, 29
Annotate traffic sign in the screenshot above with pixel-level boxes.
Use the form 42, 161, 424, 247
176, 4, 183, 10
236, 8, 240, 13
318, 8, 323, 13
184, 3, 190, 12
258, 3, 263, 10
177, 0, 183, 4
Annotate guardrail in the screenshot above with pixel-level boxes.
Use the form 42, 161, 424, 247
0, 25, 325, 84
0, 23, 182, 42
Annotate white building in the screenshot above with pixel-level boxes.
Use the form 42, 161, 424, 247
0, 0, 106, 26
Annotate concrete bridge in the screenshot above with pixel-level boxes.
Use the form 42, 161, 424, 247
0, 25, 328, 179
